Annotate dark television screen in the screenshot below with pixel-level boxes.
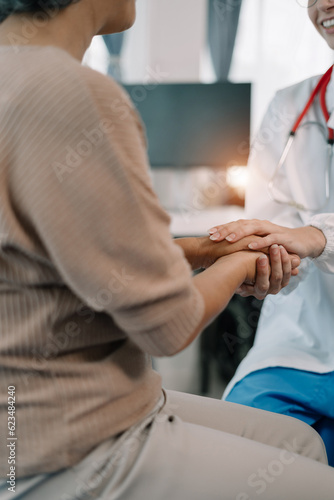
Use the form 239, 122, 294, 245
122, 82, 251, 168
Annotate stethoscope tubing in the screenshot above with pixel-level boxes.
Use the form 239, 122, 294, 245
291, 65, 334, 140
268, 65, 334, 212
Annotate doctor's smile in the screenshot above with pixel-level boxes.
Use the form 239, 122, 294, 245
322, 17, 334, 29
309, 0, 334, 47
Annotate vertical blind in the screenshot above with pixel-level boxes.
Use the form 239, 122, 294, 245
207, 0, 243, 81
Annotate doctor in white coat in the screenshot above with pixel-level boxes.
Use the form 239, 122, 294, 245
208, 0, 334, 466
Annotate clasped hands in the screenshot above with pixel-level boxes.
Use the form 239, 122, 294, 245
204, 219, 326, 299
179, 219, 326, 300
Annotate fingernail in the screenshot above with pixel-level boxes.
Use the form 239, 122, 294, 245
258, 255, 267, 266
248, 243, 257, 249
209, 233, 220, 241
272, 244, 279, 255
279, 246, 287, 256
292, 259, 300, 267
208, 227, 218, 235
226, 233, 236, 242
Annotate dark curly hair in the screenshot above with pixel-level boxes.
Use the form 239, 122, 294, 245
0, 1, 80, 23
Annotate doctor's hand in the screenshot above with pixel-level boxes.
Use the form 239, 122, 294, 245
174, 236, 269, 270
175, 234, 299, 273
174, 234, 269, 271
236, 244, 296, 299
208, 219, 326, 260
216, 244, 294, 300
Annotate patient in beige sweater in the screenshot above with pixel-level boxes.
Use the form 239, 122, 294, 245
0, 42, 268, 477
0, 43, 206, 475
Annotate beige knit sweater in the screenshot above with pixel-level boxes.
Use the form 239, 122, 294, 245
0, 46, 204, 478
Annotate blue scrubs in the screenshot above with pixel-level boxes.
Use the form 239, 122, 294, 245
225, 367, 334, 467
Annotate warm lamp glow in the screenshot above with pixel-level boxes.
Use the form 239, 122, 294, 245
226, 166, 249, 191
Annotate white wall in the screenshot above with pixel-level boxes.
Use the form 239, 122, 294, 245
121, 0, 334, 133
122, 0, 208, 83
230, 0, 334, 135
86, 0, 334, 133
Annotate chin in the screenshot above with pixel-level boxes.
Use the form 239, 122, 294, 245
120, 16, 136, 32
99, 8, 136, 35
99, 22, 134, 35
327, 40, 334, 50
322, 37, 334, 50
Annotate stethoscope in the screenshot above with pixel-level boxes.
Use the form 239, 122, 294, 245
268, 65, 334, 212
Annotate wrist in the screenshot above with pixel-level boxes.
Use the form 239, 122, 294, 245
174, 237, 203, 270
307, 226, 326, 258
215, 251, 252, 288
194, 236, 217, 269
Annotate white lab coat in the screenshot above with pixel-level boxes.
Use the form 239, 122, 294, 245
223, 70, 334, 398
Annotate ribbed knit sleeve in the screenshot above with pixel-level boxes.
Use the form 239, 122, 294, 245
10, 48, 204, 357
309, 213, 334, 274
